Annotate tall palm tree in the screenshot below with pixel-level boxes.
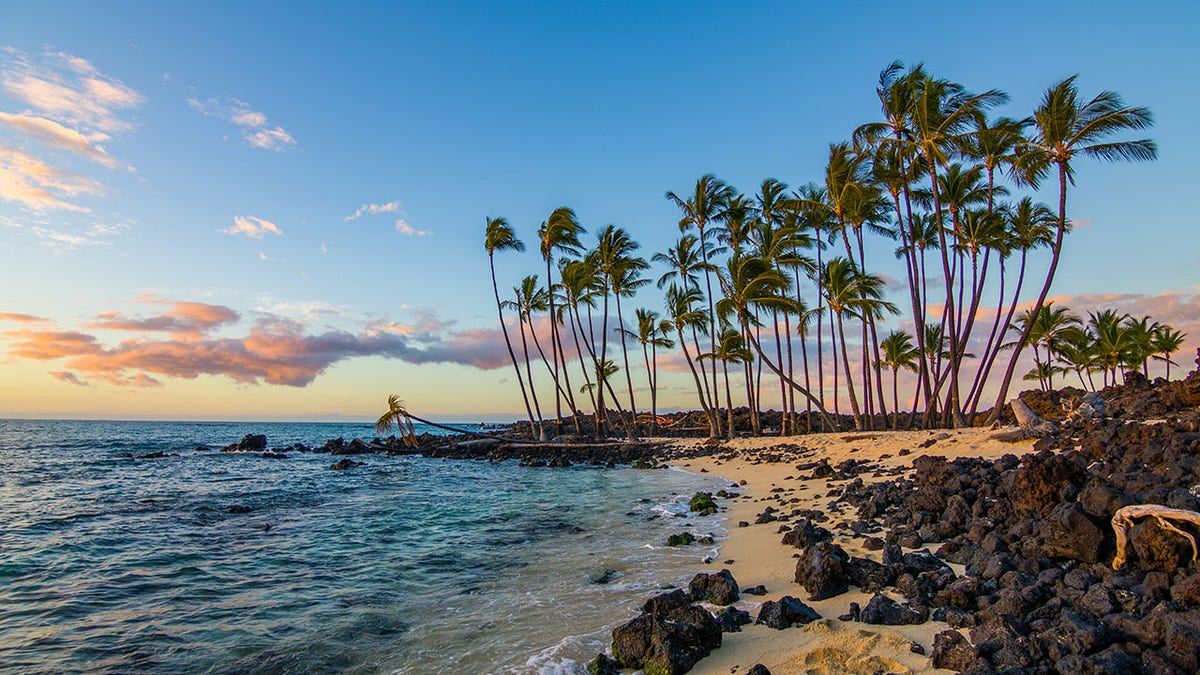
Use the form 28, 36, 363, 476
821, 258, 898, 430
484, 217, 537, 436
653, 234, 718, 416
591, 225, 646, 440
989, 77, 1156, 421
880, 331, 920, 429
667, 174, 735, 437
699, 326, 753, 439
538, 207, 585, 435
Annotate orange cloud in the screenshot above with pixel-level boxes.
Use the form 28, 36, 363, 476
84, 301, 240, 337
0, 312, 48, 323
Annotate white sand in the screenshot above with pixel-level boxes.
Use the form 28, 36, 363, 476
661, 427, 1035, 675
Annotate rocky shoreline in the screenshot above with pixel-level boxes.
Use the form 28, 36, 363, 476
588, 363, 1200, 674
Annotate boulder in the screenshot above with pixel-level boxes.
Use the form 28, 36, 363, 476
780, 519, 833, 548
330, 459, 364, 470
931, 630, 980, 671
860, 593, 928, 625
1040, 501, 1106, 563
794, 541, 850, 600
585, 653, 620, 675
755, 596, 820, 630
238, 433, 267, 451
688, 569, 739, 605
611, 606, 721, 675
1131, 519, 1194, 572
642, 589, 691, 615
714, 606, 752, 633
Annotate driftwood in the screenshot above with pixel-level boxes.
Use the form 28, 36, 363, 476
1111, 504, 1200, 570
1012, 398, 1055, 435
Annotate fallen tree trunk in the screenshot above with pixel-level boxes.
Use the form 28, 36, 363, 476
1111, 504, 1200, 570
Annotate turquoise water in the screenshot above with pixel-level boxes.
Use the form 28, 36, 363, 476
0, 420, 728, 674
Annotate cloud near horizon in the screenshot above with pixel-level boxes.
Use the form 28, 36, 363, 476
1, 299, 513, 388
187, 96, 296, 151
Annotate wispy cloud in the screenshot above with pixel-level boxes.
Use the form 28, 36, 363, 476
395, 218, 431, 237
219, 214, 282, 238
344, 199, 432, 236
0, 145, 102, 212
26, 219, 131, 253
0, 311, 48, 323
188, 96, 297, 151
0, 112, 118, 167
0, 49, 144, 135
345, 201, 401, 222
0, 49, 141, 214
1, 300, 513, 388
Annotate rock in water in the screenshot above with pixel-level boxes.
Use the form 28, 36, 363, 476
641, 589, 691, 615
754, 596, 820, 629
584, 653, 620, 675
238, 434, 267, 451
688, 569, 739, 605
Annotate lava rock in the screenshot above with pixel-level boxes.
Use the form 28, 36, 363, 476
688, 569, 740, 605
611, 606, 721, 675
1040, 501, 1106, 563
755, 596, 820, 629
329, 459, 364, 470
860, 593, 928, 625
585, 653, 620, 675
793, 541, 850, 600
714, 606, 752, 633
931, 629, 980, 671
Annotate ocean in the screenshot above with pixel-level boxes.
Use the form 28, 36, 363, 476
0, 419, 729, 674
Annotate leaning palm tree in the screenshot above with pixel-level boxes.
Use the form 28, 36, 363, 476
880, 331, 920, 430
538, 207, 585, 435
821, 258, 897, 430
591, 225, 646, 440
988, 76, 1156, 421
506, 275, 549, 439
485, 217, 538, 435
698, 326, 753, 439
376, 395, 527, 445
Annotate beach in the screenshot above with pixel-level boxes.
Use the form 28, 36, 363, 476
654, 428, 1035, 675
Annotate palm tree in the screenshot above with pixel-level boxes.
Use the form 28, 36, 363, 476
1150, 326, 1187, 379
484, 217, 538, 436
664, 284, 718, 438
699, 326, 753, 439
1054, 325, 1100, 390
989, 76, 1156, 422
667, 174, 735, 437
1088, 309, 1136, 385
629, 308, 674, 434
376, 395, 519, 444
880, 331, 919, 429
653, 234, 718, 416
1007, 302, 1080, 391
538, 207, 585, 435
505, 275, 549, 439
591, 225, 646, 440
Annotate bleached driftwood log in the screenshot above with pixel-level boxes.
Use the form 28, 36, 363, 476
1111, 504, 1200, 570
1012, 398, 1056, 436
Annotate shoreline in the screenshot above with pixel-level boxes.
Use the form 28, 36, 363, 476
649, 427, 1037, 675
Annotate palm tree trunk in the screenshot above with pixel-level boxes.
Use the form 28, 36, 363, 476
836, 310, 863, 430
741, 312, 835, 430
987, 162, 1069, 424
677, 327, 717, 438
772, 308, 787, 436
697, 223, 723, 438
491, 256, 537, 435
546, 257, 563, 436
516, 304, 545, 440
924, 155, 965, 428
614, 293, 639, 439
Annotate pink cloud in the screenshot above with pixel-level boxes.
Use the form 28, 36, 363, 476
83, 301, 240, 337
0, 312, 48, 323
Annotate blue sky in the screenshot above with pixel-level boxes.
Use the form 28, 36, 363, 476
0, 1, 1197, 420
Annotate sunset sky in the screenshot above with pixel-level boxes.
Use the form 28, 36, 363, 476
1, 2, 1197, 421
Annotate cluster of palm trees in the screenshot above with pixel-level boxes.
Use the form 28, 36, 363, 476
1013, 302, 1187, 392
485, 62, 1165, 439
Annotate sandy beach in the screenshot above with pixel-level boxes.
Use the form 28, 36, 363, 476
662, 427, 1037, 675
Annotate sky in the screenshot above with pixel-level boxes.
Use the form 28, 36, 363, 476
0, 1, 1197, 422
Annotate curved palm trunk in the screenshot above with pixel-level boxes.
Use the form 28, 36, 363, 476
772, 309, 787, 436
614, 293, 639, 439
783, 310, 796, 435
924, 155, 965, 428
641, 340, 655, 435
835, 310, 863, 430
967, 253, 1008, 415
740, 312, 835, 431
697, 224, 723, 438
892, 189, 932, 430
545, 257, 564, 436
491, 256, 537, 435
677, 327, 717, 437
988, 164, 1069, 424
892, 367, 900, 430
515, 304, 545, 440
722, 359, 735, 439
570, 303, 598, 413
551, 309, 582, 433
